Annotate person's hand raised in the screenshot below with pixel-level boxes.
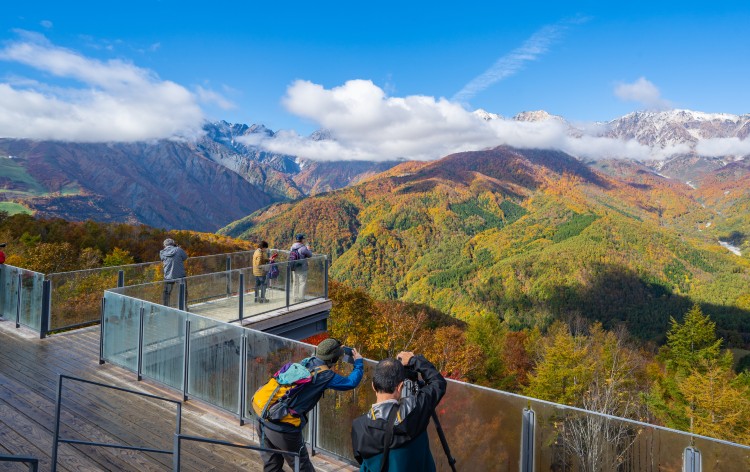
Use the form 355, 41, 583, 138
397, 351, 414, 366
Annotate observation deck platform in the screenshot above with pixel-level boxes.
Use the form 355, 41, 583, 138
0, 319, 354, 472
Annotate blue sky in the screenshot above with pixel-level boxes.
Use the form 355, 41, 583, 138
1, 1, 750, 159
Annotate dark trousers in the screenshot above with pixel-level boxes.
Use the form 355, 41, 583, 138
255, 275, 267, 301
162, 279, 187, 308
256, 422, 313, 472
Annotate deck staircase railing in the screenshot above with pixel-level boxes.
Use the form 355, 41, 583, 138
50, 375, 300, 472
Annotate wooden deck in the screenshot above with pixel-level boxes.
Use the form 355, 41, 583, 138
0, 319, 355, 472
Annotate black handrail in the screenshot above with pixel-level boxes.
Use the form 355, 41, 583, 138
51, 374, 182, 472
173, 434, 300, 472
0, 454, 39, 472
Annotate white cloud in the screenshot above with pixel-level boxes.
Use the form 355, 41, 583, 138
452, 17, 587, 105
245, 79, 748, 163
243, 79, 700, 162
614, 77, 671, 110
695, 137, 750, 157
0, 32, 205, 142
195, 85, 236, 110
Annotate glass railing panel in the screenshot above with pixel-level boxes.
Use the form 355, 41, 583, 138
288, 255, 325, 306
0, 265, 20, 320
114, 281, 167, 306
315, 359, 376, 461
304, 256, 326, 301
242, 264, 289, 317
186, 253, 230, 277
101, 292, 142, 371
18, 269, 44, 332
187, 314, 243, 414
48, 268, 119, 330
184, 272, 240, 322
692, 434, 750, 471
228, 251, 254, 271
243, 330, 316, 442
142, 302, 187, 390
120, 261, 163, 286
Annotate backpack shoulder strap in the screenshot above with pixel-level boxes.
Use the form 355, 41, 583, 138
259, 382, 283, 419
380, 404, 399, 472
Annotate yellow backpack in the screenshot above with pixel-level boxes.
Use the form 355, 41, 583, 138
251, 361, 329, 426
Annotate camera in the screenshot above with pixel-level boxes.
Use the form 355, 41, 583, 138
0, 243, 6, 248
401, 364, 422, 398
341, 346, 355, 364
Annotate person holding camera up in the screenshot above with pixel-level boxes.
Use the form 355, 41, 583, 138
256, 338, 363, 472
351, 351, 447, 472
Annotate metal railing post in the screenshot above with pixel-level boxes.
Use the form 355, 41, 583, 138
521, 407, 535, 472
182, 319, 191, 401
173, 434, 181, 472
683, 446, 702, 472
238, 333, 247, 426
99, 297, 106, 364
310, 404, 318, 456
285, 264, 291, 308
226, 256, 232, 296
15, 273, 21, 328
178, 282, 186, 311
40, 279, 51, 339
324, 256, 329, 299
137, 306, 145, 381
238, 273, 244, 321
50, 375, 63, 472
117, 270, 125, 288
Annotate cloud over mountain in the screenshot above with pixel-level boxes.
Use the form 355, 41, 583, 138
245, 80, 746, 162
0, 32, 211, 142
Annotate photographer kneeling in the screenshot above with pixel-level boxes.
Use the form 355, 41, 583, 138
351, 351, 447, 472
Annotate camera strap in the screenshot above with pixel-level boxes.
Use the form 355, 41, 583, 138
380, 403, 399, 472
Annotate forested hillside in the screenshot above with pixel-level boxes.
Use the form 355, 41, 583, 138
0, 213, 251, 273
222, 146, 750, 347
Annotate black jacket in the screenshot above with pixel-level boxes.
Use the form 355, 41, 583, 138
351, 355, 447, 470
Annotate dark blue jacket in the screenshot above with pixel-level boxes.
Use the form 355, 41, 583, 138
351, 356, 447, 471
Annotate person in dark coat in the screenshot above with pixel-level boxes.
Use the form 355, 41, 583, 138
160, 238, 188, 307
351, 352, 447, 472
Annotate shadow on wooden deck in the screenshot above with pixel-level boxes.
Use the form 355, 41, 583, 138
0, 319, 355, 472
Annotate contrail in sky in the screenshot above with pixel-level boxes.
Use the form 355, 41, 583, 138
452, 17, 588, 104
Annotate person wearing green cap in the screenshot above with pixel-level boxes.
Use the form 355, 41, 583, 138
257, 337, 364, 472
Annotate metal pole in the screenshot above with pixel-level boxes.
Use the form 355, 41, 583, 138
15, 273, 21, 328
50, 375, 63, 472
173, 434, 181, 472
521, 408, 535, 472
99, 297, 106, 364
137, 306, 145, 381
182, 319, 191, 401
226, 256, 232, 296
117, 270, 125, 288
285, 264, 291, 308
238, 333, 247, 426
310, 404, 318, 456
238, 273, 244, 321
324, 256, 329, 299
293, 454, 300, 472
178, 282, 186, 311
40, 279, 51, 339
683, 446, 702, 472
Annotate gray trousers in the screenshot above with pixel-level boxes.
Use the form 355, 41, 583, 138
256, 422, 314, 472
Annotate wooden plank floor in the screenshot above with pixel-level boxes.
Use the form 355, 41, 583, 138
0, 319, 355, 472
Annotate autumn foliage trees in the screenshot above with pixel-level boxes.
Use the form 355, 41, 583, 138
328, 280, 750, 444
0, 212, 251, 273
